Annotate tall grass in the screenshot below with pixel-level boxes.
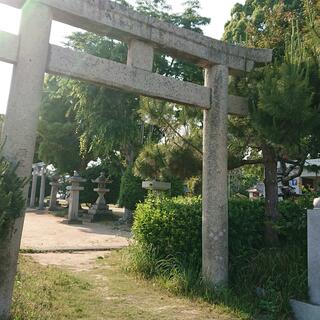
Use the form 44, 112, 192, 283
123, 244, 308, 320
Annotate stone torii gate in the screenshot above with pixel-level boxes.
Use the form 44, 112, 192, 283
0, 0, 272, 317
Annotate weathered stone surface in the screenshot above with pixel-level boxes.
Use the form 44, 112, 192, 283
38, 166, 46, 210
142, 180, 171, 191
0, 3, 52, 318
67, 171, 86, 224
48, 45, 211, 109
2, 34, 249, 116
308, 209, 320, 305
127, 39, 154, 71
0, 0, 272, 72
49, 175, 60, 211
0, 31, 19, 64
313, 198, 320, 208
202, 64, 229, 287
290, 300, 320, 320
0, 0, 25, 8
29, 166, 38, 208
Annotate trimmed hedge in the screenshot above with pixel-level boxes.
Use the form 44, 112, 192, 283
133, 195, 311, 262
133, 195, 202, 263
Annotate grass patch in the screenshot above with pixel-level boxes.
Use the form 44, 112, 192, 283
12, 256, 98, 320
12, 253, 243, 320
122, 244, 308, 320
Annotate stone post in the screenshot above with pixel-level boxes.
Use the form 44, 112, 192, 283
0, 3, 52, 318
127, 39, 154, 71
67, 171, 86, 224
29, 165, 38, 208
38, 166, 46, 210
291, 200, 320, 319
48, 175, 60, 211
308, 208, 320, 305
202, 64, 229, 287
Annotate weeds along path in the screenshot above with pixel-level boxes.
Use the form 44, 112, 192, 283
15, 251, 243, 320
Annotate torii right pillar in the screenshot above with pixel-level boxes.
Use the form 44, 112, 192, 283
202, 64, 229, 287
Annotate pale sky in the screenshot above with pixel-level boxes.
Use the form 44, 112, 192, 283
0, 0, 244, 114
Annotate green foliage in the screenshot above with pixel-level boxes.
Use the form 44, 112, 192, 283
118, 165, 146, 211
229, 199, 265, 255
125, 243, 307, 319
129, 195, 310, 318
0, 156, 26, 237
133, 195, 311, 260
133, 195, 202, 263
38, 76, 85, 174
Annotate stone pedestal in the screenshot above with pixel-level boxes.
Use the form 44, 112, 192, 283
66, 171, 86, 224
48, 175, 60, 211
38, 165, 46, 210
291, 208, 320, 319
29, 166, 38, 208
83, 172, 111, 222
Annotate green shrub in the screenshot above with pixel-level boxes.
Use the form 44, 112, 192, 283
118, 165, 146, 211
130, 195, 310, 319
0, 156, 26, 237
166, 176, 185, 197
133, 195, 202, 263
134, 197, 268, 262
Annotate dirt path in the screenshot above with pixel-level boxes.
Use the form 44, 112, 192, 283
23, 251, 243, 320
19, 210, 243, 319
21, 209, 131, 251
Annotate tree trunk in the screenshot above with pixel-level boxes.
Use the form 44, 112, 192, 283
262, 144, 279, 246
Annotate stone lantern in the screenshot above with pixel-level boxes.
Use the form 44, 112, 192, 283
48, 174, 60, 211
84, 172, 112, 222
66, 171, 86, 224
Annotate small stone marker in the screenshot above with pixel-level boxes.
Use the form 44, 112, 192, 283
142, 180, 171, 192
290, 199, 320, 320
48, 174, 60, 211
66, 171, 86, 224
83, 172, 112, 222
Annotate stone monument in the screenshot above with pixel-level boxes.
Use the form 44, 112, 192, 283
290, 199, 320, 319
66, 171, 86, 224
48, 174, 60, 211
83, 172, 111, 222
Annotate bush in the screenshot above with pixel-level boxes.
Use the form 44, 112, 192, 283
133, 195, 202, 263
0, 156, 26, 237
118, 165, 146, 211
130, 196, 310, 319
134, 197, 268, 262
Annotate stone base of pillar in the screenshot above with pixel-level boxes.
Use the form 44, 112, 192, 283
290, 300, 320, 320
62, 218, 83, 225
82, 207, 112, 223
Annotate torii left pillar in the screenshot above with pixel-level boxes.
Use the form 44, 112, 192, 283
0, 3, 52, 319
